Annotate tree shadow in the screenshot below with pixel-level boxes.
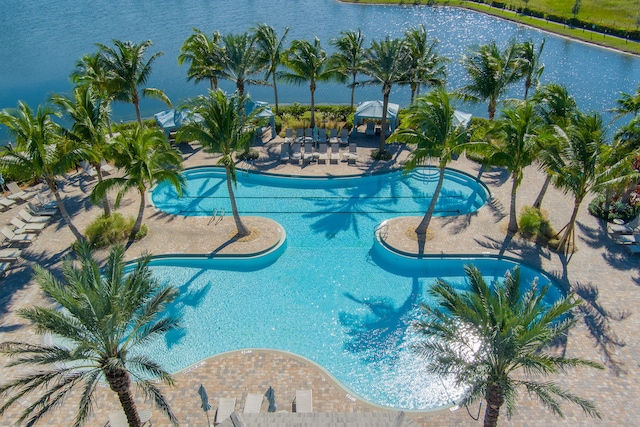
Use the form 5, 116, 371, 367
475, 233, 553, 273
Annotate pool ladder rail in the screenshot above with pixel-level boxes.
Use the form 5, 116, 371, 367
207, 208, 225, 226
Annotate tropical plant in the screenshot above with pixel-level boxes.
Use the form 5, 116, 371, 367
0, 101, 87, 242
459, 40, 522, 120
414, 264, 602, 427
90, 127, 184, 245
402, 25, 448, 103
610, 83, 640, 120
252, 23, 290, 115
483, 100, 544, 233
387, 88, 467, 253
281, 37, 336, 129
219, 32, 265, 97
531, 83, 577, 209
97, 39, 172, 126
517, 39, 545, 100
178, 28, 225, 90
51, 85, 113, 216
329, 28, 366, 111
0, 242, 180, 427
176, 89, 259, 236
359, 36, 410, 153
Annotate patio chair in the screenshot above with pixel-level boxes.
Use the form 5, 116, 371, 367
280, 143, 290, 163
0, 198, 16, 210
80, 161, 98, 178
365, 121, 375, 136
6, 182, 35, 202
295, 128, 304, 143
35, 193, 58, 209
284, 128, 294, 143
330, 143, 341, 164
215, 397, 236, 423
293, 389, 313, 413
339, 128, 349, 145
27, 202, 57, 216
107, 409, 152, 427
317, 143, 329, 164
243, 393, 263, 413
10, 217, 46, 234
1, 227, 36, 245
304, 128, 313, 144
615, 234, 640, 245
0, 262, 13, 278
290, 142, 302, 164
19, 209, 51, 224
0, 248, 22, 262
303, 141, 314, 164
607, 216, 640, 235
345, 143, 358, 165
329, 128, 338, 144
317, 128, 327, 143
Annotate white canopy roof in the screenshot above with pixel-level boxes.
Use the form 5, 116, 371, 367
353, 100, 400, 131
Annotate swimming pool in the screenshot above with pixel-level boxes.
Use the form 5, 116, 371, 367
145, 167, 560, 410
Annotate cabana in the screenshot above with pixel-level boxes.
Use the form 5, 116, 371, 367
453, 110, 472, 128
154, 109, 202, 138
245, 99, 276, 139
353, 100, 400, 133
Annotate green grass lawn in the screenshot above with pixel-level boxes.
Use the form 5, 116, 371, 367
344, 0, 640, 55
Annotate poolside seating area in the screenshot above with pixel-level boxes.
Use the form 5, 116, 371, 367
607, 216, 640, 254
277, 127, 359, 167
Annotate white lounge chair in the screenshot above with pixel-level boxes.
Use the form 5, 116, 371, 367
329, 128, 338, 144
0, 262, 13, 278
80, 161, 98, 178
317, 143, 329, 164
19, 209, 51, 224
615, 234, 640, 245
294, 389, 313, 413
290, 142, 302, 164
0, 248, 22, 262
1, 227, 36, 245
11, 217, 46, 234
345, 143, 358, 165
339, 128, 349, 145
215, 397, 236, 423
280, 143, 290, 163
100, 159, 114, 175
107, 409, 152, 427
35, 193, 57, 209
0, 198, 16, 210
365, 121, 375, 136
608, 216, 640, 235
243, 393, 263, 413
284, 128, 293, 143
6, 182, 34, 201
330, 143, 341, 164
28, 202, 57, 216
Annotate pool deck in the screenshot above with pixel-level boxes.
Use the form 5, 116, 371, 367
0, 131, 639, 426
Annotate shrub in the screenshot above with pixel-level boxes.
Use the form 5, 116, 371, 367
273, 115, 283, 133
588, 193, 639, 222
519, 206, 554, 240
85, 213, 148, 248
370, 149, 393, 161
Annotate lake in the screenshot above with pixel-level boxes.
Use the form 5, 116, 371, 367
0, 0, 638, 143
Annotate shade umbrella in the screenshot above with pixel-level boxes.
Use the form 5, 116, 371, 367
265, 386, 277, 412
198, 384, 212, 427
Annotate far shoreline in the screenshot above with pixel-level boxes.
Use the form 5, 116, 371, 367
339, 0, 640, 57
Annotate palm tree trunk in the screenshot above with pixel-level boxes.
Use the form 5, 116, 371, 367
273, 75, 280, 115
94, 163, 112, 217
483, 383, 504, 427
310, 82, 316, 129
415, 166, 446, 256
226, 167, 249, 236
133, 88, 143, 127
532, 175, 551, 210
557, 196, 583, 254
350, 73, 357, 111
129, 188, 146, 243
508, 176, 519, 234
488, 97, 497, 120
379, 91, 389, 153
104, 368, 142, 427
46, 176, 85, 243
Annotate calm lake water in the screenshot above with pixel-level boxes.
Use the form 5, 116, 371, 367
0, 0, 638, 143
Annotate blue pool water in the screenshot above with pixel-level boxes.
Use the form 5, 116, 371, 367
144, 168, 562, 410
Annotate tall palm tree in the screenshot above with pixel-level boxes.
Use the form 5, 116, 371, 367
459, 40, 522, 120
0, 101, 86, 242
252, 23, 290, 115
97, 39, 172, 126
52, 85, 113, 216
91, 127, 184, 244
71, 52, 119, 137
402, 25, 448, 103
517, 39, 545, 100
531, 83, 577, 209
609, 83, 640, 120
414, 264, 602, 427
219, 32, 264, 97
483, 100, 544, 233
359, 36, 410, 153
176, 90, 259, 236
329, 28, 366, 111
281, 37, 336, 129
540, 112, 613, 253
0, 243, 180, 427
387, 88, 467, 254
178, 28, 225, 90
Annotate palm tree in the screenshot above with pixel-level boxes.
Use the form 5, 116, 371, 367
252, 23, 290, 115
219, 32, 264, 97
91, 127, 184, 245
0, 243, 180, 427
531, 83, 577, 209
483, 100, 544, 233
459, 40, 522, 120
178, 28, 225, 90
329, 28, 366, 111
0, 101, 86, 242
610, 83, 640, 120
414, 264, 602, 427
281, 37, 336, 129
97, 39, 172, 126
359, 36, 410, 153
176, 90, 259, 236
540, 111, 613, 253
517, 39, 545, 100
71, 52, 119, 137
387, 88, 467, 254
402, 25, 448, 103
52, 85, 113, 216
